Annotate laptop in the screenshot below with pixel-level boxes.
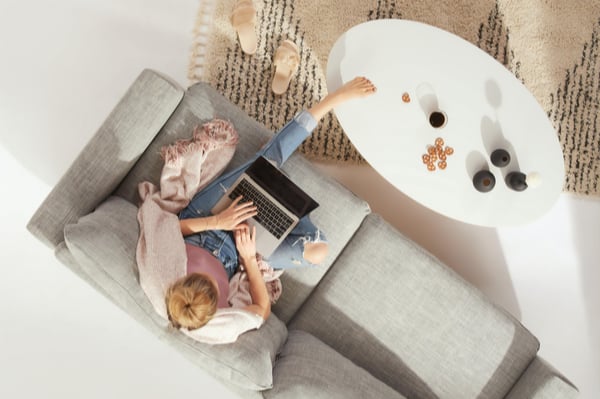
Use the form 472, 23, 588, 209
211, 156, 319, 257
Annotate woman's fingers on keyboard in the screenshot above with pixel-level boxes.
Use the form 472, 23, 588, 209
235, 202, 257, 222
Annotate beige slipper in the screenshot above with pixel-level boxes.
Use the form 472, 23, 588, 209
231, 0, 257, 55
272, 40, 300, 95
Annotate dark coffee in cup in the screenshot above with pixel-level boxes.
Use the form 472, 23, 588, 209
429, 111, 447, 128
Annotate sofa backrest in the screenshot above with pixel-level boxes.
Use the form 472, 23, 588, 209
27, 69, 184, 249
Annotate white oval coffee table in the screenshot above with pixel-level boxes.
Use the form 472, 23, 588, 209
326, 19, 565, 227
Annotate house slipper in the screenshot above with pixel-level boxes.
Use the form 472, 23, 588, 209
272, 40, 300, 95
231, 0, 258, 55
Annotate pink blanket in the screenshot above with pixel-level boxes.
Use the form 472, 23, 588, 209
136, 119, 281, 344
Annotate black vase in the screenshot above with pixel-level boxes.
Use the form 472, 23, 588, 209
490, 149, 511, 167
473, 170, 496, 192
506, 172, 528, 191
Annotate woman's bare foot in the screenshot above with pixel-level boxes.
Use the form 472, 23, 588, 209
308, 77, 376, 121
329, 76, 377, 103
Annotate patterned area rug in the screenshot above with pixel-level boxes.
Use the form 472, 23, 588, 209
189, 0, 600, 197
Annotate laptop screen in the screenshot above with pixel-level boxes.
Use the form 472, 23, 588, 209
246, 156, 319, 218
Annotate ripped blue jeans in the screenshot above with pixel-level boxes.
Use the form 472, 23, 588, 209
178, 111, 327, 276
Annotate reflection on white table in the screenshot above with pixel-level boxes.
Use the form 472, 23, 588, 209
327, 19, 564, 227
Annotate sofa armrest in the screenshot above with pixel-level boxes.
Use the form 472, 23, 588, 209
505, 356, 578, 398
27, 69, 184, 249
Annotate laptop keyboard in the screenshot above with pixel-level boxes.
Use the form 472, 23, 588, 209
229, 179, 294, 239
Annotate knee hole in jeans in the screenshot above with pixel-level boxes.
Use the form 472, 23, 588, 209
302, 242, 329, 265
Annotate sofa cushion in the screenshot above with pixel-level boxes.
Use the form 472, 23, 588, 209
114, 81, 272, 204
291, 214, 540, 399
273, 154, 371, 323
264, 330, 406, 399
63, 196, 287, 390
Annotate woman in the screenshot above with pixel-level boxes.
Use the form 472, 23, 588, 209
166, 77, 377, 331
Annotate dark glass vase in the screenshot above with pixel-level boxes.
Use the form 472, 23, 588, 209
473, 170, 496, 192
506, 172, 528, 191
490, 149, 511, 167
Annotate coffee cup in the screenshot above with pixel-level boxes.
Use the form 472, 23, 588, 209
429, 111, 447, 128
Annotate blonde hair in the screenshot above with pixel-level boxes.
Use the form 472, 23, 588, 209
165, 273, 218, 330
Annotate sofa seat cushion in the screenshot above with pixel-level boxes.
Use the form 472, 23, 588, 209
63, 196, 287, 391
264, 330, 406, 399
272, 154, 370, 323
290, 214, 540, 399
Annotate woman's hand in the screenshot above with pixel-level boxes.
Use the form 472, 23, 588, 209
215, 196, 257, 231
235, 224, 257, 263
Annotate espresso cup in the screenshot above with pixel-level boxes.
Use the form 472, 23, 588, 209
429, 111, 447, 128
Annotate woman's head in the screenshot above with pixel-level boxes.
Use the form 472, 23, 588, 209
165, 273, 218, 330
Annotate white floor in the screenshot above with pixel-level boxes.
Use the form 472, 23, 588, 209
0, 1, 598, 398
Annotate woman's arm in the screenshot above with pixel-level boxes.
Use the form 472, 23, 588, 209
235, 226, 271, 320
179, 196, 258, 236
240, 255, 271, 320
179, 215, 218, 236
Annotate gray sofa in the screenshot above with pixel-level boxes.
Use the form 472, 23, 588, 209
27, 69, 577, 399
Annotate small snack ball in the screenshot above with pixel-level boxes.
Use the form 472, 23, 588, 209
526, 172, 542, 188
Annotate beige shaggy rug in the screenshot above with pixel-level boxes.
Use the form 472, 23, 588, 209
189, 0, 600, 197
